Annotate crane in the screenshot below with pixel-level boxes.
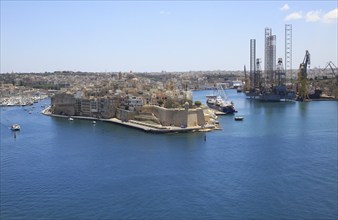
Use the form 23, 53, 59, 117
297, 50, 310, 101
323, 61, 337, 83
323, 61, 338, 97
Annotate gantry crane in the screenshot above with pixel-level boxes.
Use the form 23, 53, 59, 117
323, 61, 337, 84
297, 50, 310, 101
323, 61, 338, 97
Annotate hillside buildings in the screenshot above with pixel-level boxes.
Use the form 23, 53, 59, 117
48, 72, 215, 129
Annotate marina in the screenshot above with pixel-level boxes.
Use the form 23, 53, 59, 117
0, 94, 49, 107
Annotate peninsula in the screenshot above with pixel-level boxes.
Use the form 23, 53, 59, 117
38, 71, 221, 133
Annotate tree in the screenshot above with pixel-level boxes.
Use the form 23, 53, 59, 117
164, 98, 175, 108
194, 100, 202, 107
157, 100, 164, 106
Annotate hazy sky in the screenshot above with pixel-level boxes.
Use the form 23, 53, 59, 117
1, 1, 337, 73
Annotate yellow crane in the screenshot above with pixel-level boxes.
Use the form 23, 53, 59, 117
297, 50, 310, 101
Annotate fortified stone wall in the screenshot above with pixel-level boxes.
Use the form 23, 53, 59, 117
51, 93, 76, 116
117, 108, 135, 122
141, 105, 205, 127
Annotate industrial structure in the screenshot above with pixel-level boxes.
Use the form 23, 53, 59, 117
307, 61, 338, 98
246, 26, 295, 101
297, 50, 311, 101
250, 39, 256, 89
275, 58, 286, 86
285, 24, 293, 81
255, 58, 262, 88
264, 28, 276, 85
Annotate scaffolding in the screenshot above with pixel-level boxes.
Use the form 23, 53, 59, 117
285, 24, 292, 81
275, 58, 286, 86
264, 27, 271, 80
250, 39, 256, 89
264, 28, 276, 85
255, 58, 262, 88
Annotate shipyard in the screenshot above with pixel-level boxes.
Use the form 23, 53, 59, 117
245, 25, 337, 102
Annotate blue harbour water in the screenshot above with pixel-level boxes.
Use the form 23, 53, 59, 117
1, 90, 337, 219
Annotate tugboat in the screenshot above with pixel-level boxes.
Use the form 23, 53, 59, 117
11, 124, 21, 131
206, 84, 236, 114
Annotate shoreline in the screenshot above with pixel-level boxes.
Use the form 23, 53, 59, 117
41, 107, 217, 134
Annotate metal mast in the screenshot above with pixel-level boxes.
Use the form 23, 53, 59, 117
285, 24, 292, 81
264, 28, 276, 85
250, 39, 256, 89
264, 28, 271, 81
255, 58, 262, 88
276, 58, 286, 86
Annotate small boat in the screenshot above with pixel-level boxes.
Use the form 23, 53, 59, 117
92, 121, 96, 124
234, 116, 244, 121
68, 117, 74, 121
11, 124, 21, 131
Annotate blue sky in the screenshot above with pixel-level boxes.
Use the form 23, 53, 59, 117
1, 1, 337, 73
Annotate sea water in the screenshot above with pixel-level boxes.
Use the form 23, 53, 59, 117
1, 90, 337, 219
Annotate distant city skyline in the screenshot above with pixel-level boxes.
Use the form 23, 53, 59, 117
1, 1, 337, 73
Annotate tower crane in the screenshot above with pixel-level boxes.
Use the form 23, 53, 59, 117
297, 50, 310, 101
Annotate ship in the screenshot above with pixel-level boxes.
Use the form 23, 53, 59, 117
206, 84, 236, 114
259, 85, 296, 102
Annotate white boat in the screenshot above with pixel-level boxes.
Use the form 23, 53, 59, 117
11, 124, 21, 131
234, 116, 244, 121
92, 121, 96, 124
68, 117, 74, 121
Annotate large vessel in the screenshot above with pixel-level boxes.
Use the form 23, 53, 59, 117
259, 85, 296, 102
206, 84, 236, 114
